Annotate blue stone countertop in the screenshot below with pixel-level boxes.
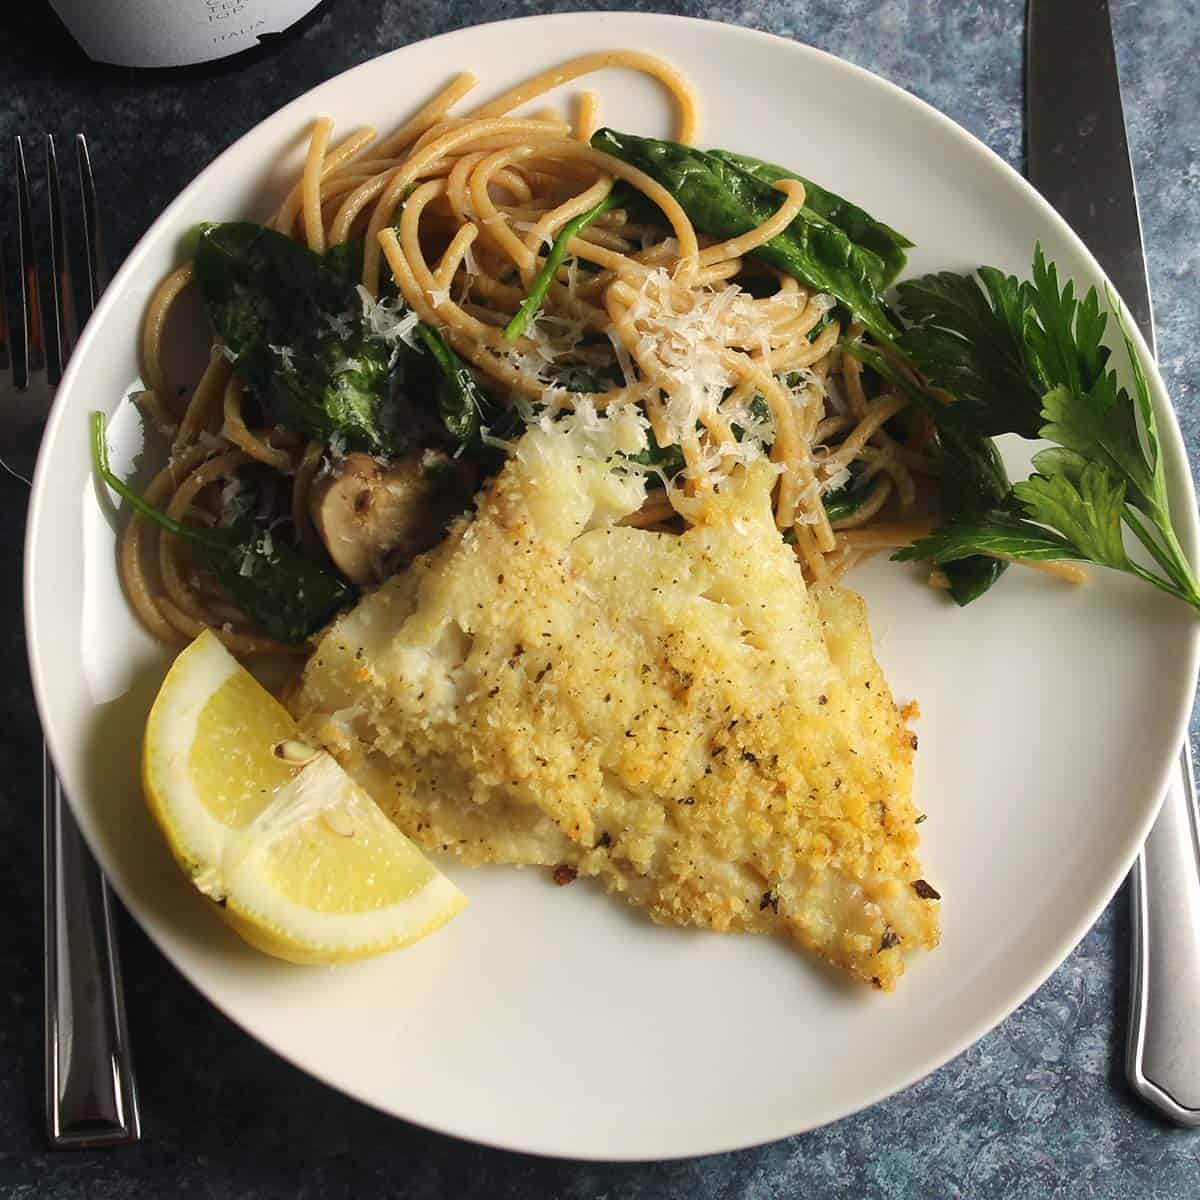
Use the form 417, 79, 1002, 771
2, 1, 1199, 1195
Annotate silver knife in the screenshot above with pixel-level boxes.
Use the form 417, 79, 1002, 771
1028, 0, 1200, 1125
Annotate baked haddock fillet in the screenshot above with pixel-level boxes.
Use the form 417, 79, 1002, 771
292, 416, 940, 988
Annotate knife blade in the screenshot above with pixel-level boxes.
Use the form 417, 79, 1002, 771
1027, 0, 1200, 1126
1027, 0, 1154, 348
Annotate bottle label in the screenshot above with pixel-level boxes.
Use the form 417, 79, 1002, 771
50, 0, 326, 68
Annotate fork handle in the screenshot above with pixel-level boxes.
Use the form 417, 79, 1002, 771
1127, 739, 1200, 1125
44, 744, 141, 1147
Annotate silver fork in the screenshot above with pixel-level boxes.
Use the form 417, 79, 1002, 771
1, 135, 141, 1148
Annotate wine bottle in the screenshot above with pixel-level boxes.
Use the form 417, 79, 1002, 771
48, 0, 328, 69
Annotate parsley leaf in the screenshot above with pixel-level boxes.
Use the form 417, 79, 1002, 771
1013, 460, 1129, 569
1020, 248, 1157, 514
1025, 247, 1110, 397
892, 244, 1200, 613
896, 266, 1043, 438
893, 509, 1083, 565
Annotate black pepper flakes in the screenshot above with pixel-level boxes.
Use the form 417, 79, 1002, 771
910, 734, 919, 751
818, 694, 828, 706
759, 890, 779, 913
915, 813, 927, 825
880, 929, 900, 951
912, 879, 941, 900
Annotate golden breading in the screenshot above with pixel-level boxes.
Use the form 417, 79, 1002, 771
292, 419, 940, 988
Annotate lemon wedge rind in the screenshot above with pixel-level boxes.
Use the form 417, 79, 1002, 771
141, 630, 466, 963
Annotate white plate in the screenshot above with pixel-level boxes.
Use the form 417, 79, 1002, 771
26, 12, 1200, 1160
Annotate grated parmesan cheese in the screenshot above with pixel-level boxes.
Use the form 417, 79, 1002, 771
820, 464, 852, 495
355, 285, 420, 359
268, 343, 296, 371
327, 431, 348, 463
218, 477, 252, 527
621, 269, 792, 463
325, 310, 354, 339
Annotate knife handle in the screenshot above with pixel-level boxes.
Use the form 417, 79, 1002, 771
1127, 740, 1200, 1124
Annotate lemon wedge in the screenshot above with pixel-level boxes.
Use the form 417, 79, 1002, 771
142, 629, 466, 963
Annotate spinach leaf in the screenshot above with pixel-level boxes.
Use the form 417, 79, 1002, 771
217, 527, 355, 643
709, 150, 913, 288
822, 478, 872, 523
623, 425, 687, 476
410, 323, 491, 448
193, 222, 397, 455
591, 129, 899, 342
505, 186, 631, 343
842, 339, 1014, 604
934, 424, 1012, 604
92, 413, 353, 642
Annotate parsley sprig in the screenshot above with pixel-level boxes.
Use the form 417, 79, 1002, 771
890, 245, 1200, 612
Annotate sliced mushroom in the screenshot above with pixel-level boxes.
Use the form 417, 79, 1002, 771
310, 451, 474, 585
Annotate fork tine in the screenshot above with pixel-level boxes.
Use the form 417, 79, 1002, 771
45, 135, 75, 381
15, 135, 44, 386
76, 134, 106, 315
0, 235, 11, 380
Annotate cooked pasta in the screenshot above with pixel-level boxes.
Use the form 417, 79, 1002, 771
122, 50, 957, 655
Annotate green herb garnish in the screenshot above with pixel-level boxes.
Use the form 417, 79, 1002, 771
893, 246, 1200, 611
193, 222, 398, 456
504, 186, 630, 343
412, 323, 490, 448
91, 412, 353, 641
840, 340, 1012, 604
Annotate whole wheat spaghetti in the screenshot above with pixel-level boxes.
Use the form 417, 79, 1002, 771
122, 50, 1012, 655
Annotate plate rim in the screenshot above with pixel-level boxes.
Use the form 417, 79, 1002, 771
23, 10, 1200, 1160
